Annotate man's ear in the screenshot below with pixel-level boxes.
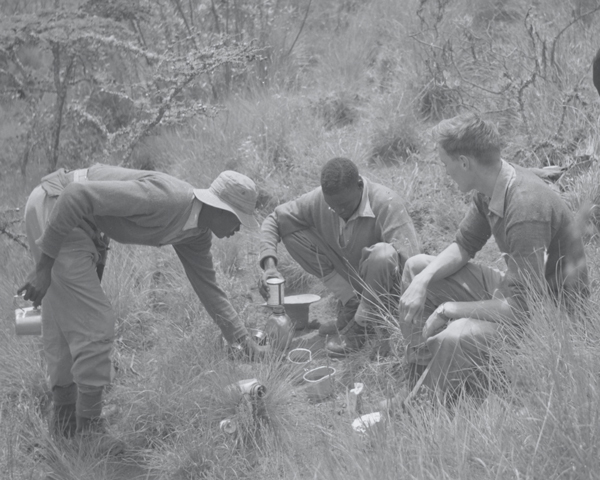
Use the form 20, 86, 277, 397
458, 155, 470, 170
357, 178, 364, 188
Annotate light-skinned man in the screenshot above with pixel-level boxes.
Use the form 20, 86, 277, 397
398, 113, 588, 404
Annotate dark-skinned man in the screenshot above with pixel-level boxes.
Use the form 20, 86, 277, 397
19, 165, 266, 447
258, 157, 420, 358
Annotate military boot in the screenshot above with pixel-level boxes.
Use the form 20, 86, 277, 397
318, 297, 360, 336
325, 318, 374, 358
50, 383, 78, 439
76, 387, 126, 456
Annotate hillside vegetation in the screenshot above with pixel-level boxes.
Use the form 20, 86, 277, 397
1, 0, 600, 479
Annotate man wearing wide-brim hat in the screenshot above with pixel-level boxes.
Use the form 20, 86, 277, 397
19, 164, 265, 448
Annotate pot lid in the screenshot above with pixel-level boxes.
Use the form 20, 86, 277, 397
284, 294, 321, 305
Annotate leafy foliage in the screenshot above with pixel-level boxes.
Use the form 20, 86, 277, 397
0, 0, 259, 173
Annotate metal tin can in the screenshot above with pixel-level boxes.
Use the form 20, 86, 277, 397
220, 418, 237, 434
236, 378, 266, 398
14, 295, 42, 336
266, 278, 285, 306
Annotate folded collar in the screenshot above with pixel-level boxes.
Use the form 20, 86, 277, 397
346, 177, 375, 222
183, 197, 203, 230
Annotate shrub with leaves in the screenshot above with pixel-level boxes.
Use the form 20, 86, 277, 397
0, 1, 258, 173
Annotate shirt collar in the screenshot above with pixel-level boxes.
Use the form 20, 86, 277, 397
488, 160, 515, 218
183, 197, 203, 230
346, 177, 375, 222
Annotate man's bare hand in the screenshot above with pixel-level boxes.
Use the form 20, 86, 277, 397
227, 335, 270, 362
422, 308, 449, 340
17, 253, 55, 308
398, 277, 428, 325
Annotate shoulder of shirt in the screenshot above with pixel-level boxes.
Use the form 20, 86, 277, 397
364, 178, 402, 201
503, 164, 566, 220
274, 186, 324, 212
508, 164, 561, 201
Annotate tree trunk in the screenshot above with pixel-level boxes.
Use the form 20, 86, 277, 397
49, 42, 74, 172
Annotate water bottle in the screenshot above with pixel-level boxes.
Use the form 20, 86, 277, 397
264, 305, 294, 351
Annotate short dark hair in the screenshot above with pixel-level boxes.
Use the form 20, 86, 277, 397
432, 112, 502, 166
320, 157, 359, 195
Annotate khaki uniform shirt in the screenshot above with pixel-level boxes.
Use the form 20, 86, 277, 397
455, 160, 588, 315
37, 164, 246, 343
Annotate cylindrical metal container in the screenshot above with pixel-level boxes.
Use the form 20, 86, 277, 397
14, 294, 42, 336
266, 278, 285, 306
237, 378, 267, 398
227, 378, 267, 398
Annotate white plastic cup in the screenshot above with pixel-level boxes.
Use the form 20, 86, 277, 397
266, 278, 285, 306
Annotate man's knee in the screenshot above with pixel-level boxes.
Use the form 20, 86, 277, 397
71, 339, 113, 388
362, 242, 397, 269
428, 318, 490, 357
403, 254, 434, 283
429, 318, 466, 350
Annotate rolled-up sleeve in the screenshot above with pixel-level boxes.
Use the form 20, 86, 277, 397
173, 233, 247, 343
455, 195, 492, 258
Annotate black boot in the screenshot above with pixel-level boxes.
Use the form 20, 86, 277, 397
75, 387, 126, 456
319, 297, 360, 336
325, 319, 372, 358
50, 383, 78, 439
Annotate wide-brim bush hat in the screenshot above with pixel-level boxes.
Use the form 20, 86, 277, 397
194, 170, 259, 228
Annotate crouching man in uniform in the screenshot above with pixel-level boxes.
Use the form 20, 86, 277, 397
259, 157, 420, 358
19, 165, 267, 447
399, 113, 589, 404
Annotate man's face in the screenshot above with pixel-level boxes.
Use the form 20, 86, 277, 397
438, 144, 471, 193
323, 182, 363, 221
210, 210, 241, 238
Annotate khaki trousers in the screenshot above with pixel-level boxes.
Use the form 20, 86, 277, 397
400, 254, 506, 399
25, 186, 114, 396
282, 229, 402, 316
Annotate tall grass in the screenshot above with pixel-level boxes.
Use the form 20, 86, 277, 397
1, 0, 600, 478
